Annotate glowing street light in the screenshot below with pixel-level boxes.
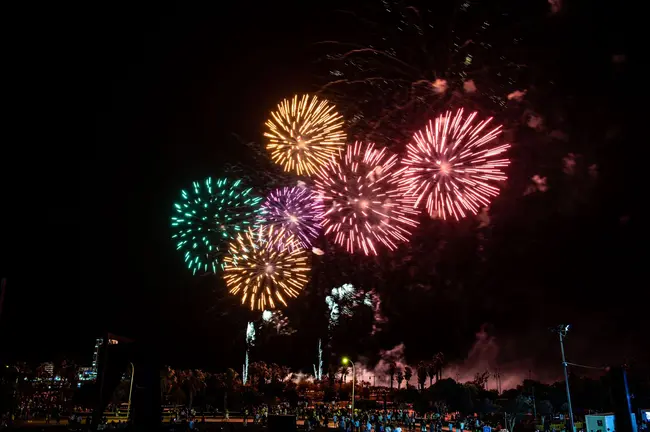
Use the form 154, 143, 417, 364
342, 357, 355, 422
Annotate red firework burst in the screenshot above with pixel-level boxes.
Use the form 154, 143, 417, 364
314, 141, 419, 255
399, 109, 510, 220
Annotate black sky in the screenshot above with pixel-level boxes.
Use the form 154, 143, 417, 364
1, 1, 644, 376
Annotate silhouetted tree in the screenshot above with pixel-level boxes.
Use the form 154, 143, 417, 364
417, 361, 428, 391
388, 361, 397, 390
404, 366, 413, 388
426, 361, 436, 387
433, 352, 445, 382
396, 368, 404, 390
472, 370, 490, 389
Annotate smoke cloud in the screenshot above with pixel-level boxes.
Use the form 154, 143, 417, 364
344, 326, 564, 390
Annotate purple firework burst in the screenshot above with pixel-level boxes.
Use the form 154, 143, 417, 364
261, 186, 324, 250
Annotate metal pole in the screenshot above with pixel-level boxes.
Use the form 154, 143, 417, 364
351, 362, 355, 423
127, 362, 135, 420
559, 333, 575, 432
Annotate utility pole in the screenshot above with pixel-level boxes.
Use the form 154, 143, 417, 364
553, 325, 576, 432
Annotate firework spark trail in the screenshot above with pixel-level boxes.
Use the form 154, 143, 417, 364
261, 187, 325, 250
314, 142, 419, 255
264, 94, 346, 177
398, 109, 510, 220
313, 339, 323, 381
261, 310, 296, 335
242, 321, 255, 385
316, 1, 532, 144
223, 227, 309, 311
170, 177, 263, 275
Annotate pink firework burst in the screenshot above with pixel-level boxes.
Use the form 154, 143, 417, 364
399, 109, 510, 220
261, 187, 324, 250
314, 142, 419, 255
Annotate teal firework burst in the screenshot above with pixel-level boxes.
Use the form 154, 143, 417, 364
171, 177, 263, 275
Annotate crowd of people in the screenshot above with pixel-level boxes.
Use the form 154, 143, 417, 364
12, 389, 66, 423
301, 407, 488, 432
3, 399, 649, 431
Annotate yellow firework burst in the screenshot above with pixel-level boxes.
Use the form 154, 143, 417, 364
264, 94, 346, 176
223, 227, 310, 311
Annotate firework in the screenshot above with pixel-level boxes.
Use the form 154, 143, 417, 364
223, 227, 309, 311
317, 0, 534, 144
399, 109, 510, 220
314, 141, 419, 255
171, 177, 263, 275
261, 187, 324, 250
264, 94, 346, 176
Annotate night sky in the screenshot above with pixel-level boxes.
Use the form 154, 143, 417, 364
1, 1, 644, 380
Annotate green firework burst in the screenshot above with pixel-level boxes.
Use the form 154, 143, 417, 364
171, 177, 263, 275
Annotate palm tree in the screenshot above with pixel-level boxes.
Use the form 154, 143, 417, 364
472, 370, 490, 389
269, 363, 281, 383
224, 368, 239, 389
248, 361, 269, 389
178, 369, 207, 410
404, 366, 413, 388
215, 368, 239, 412
327, 364, 337, 387
279, 365, 291, 382
434, 352, 445, 381
426, 361, 436, 387
417, 361, 427, 391
160, 366, 178, 402
396, 368, 404, 390
388, 361, 397, 390
268, 364, 290, 383
339, 366, 349, 388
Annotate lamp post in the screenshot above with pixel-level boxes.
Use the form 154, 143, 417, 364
342, 357, 355, 422
127, 362, 135, 420
553, 325, 575, 432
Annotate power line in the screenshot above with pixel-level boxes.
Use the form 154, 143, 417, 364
565, 362, 608, 370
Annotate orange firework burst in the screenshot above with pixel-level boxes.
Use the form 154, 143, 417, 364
399, 109, 510, 220
223, 227, 309, 311
314, 141, 419, 255
264, 94, 346, 176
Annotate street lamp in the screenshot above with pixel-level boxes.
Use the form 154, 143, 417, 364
342, 357, 355, 422
127, 362, 135, 420
553, 325, 575, 432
